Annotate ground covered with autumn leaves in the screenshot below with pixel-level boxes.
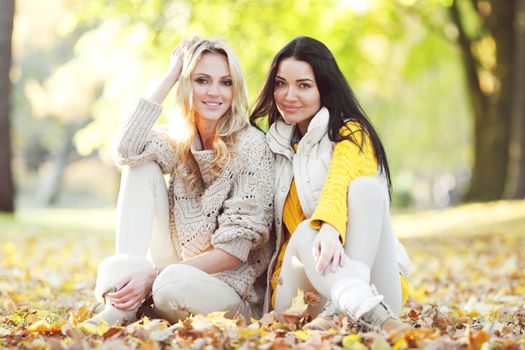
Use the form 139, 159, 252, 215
1, 201, 524, 349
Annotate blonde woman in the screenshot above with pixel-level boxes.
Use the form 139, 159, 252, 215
85, 38, 274, 326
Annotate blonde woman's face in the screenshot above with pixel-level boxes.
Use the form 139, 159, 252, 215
191, 52, 233, 124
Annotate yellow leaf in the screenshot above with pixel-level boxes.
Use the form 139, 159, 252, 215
286, 289, 307, 314
69, 305, 91, 326
27, 319, 65, 334
1, 241, 16, 255
80, 320, 109, 336
343, 334, 362, 348
190, 311, 237, 330
392, 336, 407, 350
289, 330, 312, 341
27, 320, 51, 332
238, 327, 268, 339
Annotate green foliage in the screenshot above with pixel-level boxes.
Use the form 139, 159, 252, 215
13, 0, 476, 207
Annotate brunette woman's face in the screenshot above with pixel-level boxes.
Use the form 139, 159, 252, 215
273, 57, 321, 134
191, 52, 233, 124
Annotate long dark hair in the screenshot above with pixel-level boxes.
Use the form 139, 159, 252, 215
250, 36, 392, 195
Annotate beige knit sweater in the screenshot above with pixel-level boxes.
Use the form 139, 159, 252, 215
113, 98, 275, 305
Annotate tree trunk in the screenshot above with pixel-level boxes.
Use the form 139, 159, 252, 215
36, 122, 86, 206
0, 0, 15, 213
450, 0, 515, 201
506, 0, 525, 198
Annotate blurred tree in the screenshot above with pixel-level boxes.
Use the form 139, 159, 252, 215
0, 0, 16, 213
13, 0, 475, 208
446, 0, 524, 200
11, 0, 104, 206
506, 0, 525, 198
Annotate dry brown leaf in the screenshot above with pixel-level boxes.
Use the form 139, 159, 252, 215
466, 326, 490, 350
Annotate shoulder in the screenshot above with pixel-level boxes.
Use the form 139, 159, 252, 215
236, 125, 269, 152
339, 120, 364, 136
337, 120, 372, 145
233, 126, 273, 172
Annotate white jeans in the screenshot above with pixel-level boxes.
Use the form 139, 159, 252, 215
115, 161, 252, 322
275, 176, 402, 317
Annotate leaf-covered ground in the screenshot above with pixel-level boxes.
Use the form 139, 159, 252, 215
1, 202, 524, 349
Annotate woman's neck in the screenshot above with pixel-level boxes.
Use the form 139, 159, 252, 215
296, 120, 310, 137
194, 115, 218, 150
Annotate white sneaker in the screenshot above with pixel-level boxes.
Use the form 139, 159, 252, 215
331, 276, 384, 320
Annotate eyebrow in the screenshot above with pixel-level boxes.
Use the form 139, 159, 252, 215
192, 73, 231, 79
275, 75, 315, 83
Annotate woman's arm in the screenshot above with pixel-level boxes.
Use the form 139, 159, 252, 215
112, 43, 188, 172
179, 249, 241, 273
309, 122, 379, 273
147, 44, 186, 104
310, 122, 378, 242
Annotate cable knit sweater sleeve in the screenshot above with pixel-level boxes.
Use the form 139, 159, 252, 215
309, 121, 378, 243
113, 98, 176, 174
212, 127, 275, 263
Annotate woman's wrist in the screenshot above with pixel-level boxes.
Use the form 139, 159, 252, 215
149, 76, 176, 104
319, 222, 340, 242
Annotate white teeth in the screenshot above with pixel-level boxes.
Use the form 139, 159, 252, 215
204, 102, 221, 106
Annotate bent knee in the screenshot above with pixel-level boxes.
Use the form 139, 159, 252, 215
348, 176, 386, 206
287, 220, 317, 249
152, 264, 196, 305
126, 160, 163, 177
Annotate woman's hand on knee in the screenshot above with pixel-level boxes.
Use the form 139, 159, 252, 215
107, 268, 157, 311
313, 223, 346, 274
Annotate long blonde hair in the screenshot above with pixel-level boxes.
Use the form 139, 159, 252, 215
168, 37, 248, 191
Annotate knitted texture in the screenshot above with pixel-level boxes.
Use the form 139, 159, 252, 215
113, 98, 274, 304
309, 121, 378, 243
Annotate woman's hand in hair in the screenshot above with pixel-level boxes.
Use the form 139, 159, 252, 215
312, 223, 345, 274
148, 40, 191, 104
165, 41, 189, 84
106, 267, 157, 311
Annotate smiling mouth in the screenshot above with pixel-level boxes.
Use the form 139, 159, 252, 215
203, 101, 222, 106
282, 104, 301, 112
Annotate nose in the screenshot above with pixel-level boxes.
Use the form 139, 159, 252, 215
283, 85, 298, 101
207, 82, 220, 97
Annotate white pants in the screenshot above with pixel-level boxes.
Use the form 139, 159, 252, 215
275, 176, 402, 317
115, 161, 251, 323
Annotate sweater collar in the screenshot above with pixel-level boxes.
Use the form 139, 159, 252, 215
190, 136, 217, 187
267, 107, 330, 157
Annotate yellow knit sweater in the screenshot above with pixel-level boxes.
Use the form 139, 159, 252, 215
272, 121, 409, 308
309, 121, 378, 243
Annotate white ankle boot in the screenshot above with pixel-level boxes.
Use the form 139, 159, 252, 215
83, 304, 137, 326
330, 260, 383, 320
83, 254, 154, 326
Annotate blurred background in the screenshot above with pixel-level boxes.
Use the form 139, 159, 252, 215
1, 0, 524, 214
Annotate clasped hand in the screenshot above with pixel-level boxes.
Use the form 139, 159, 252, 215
107, 267, 157, 311
312, 223, 346, 274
